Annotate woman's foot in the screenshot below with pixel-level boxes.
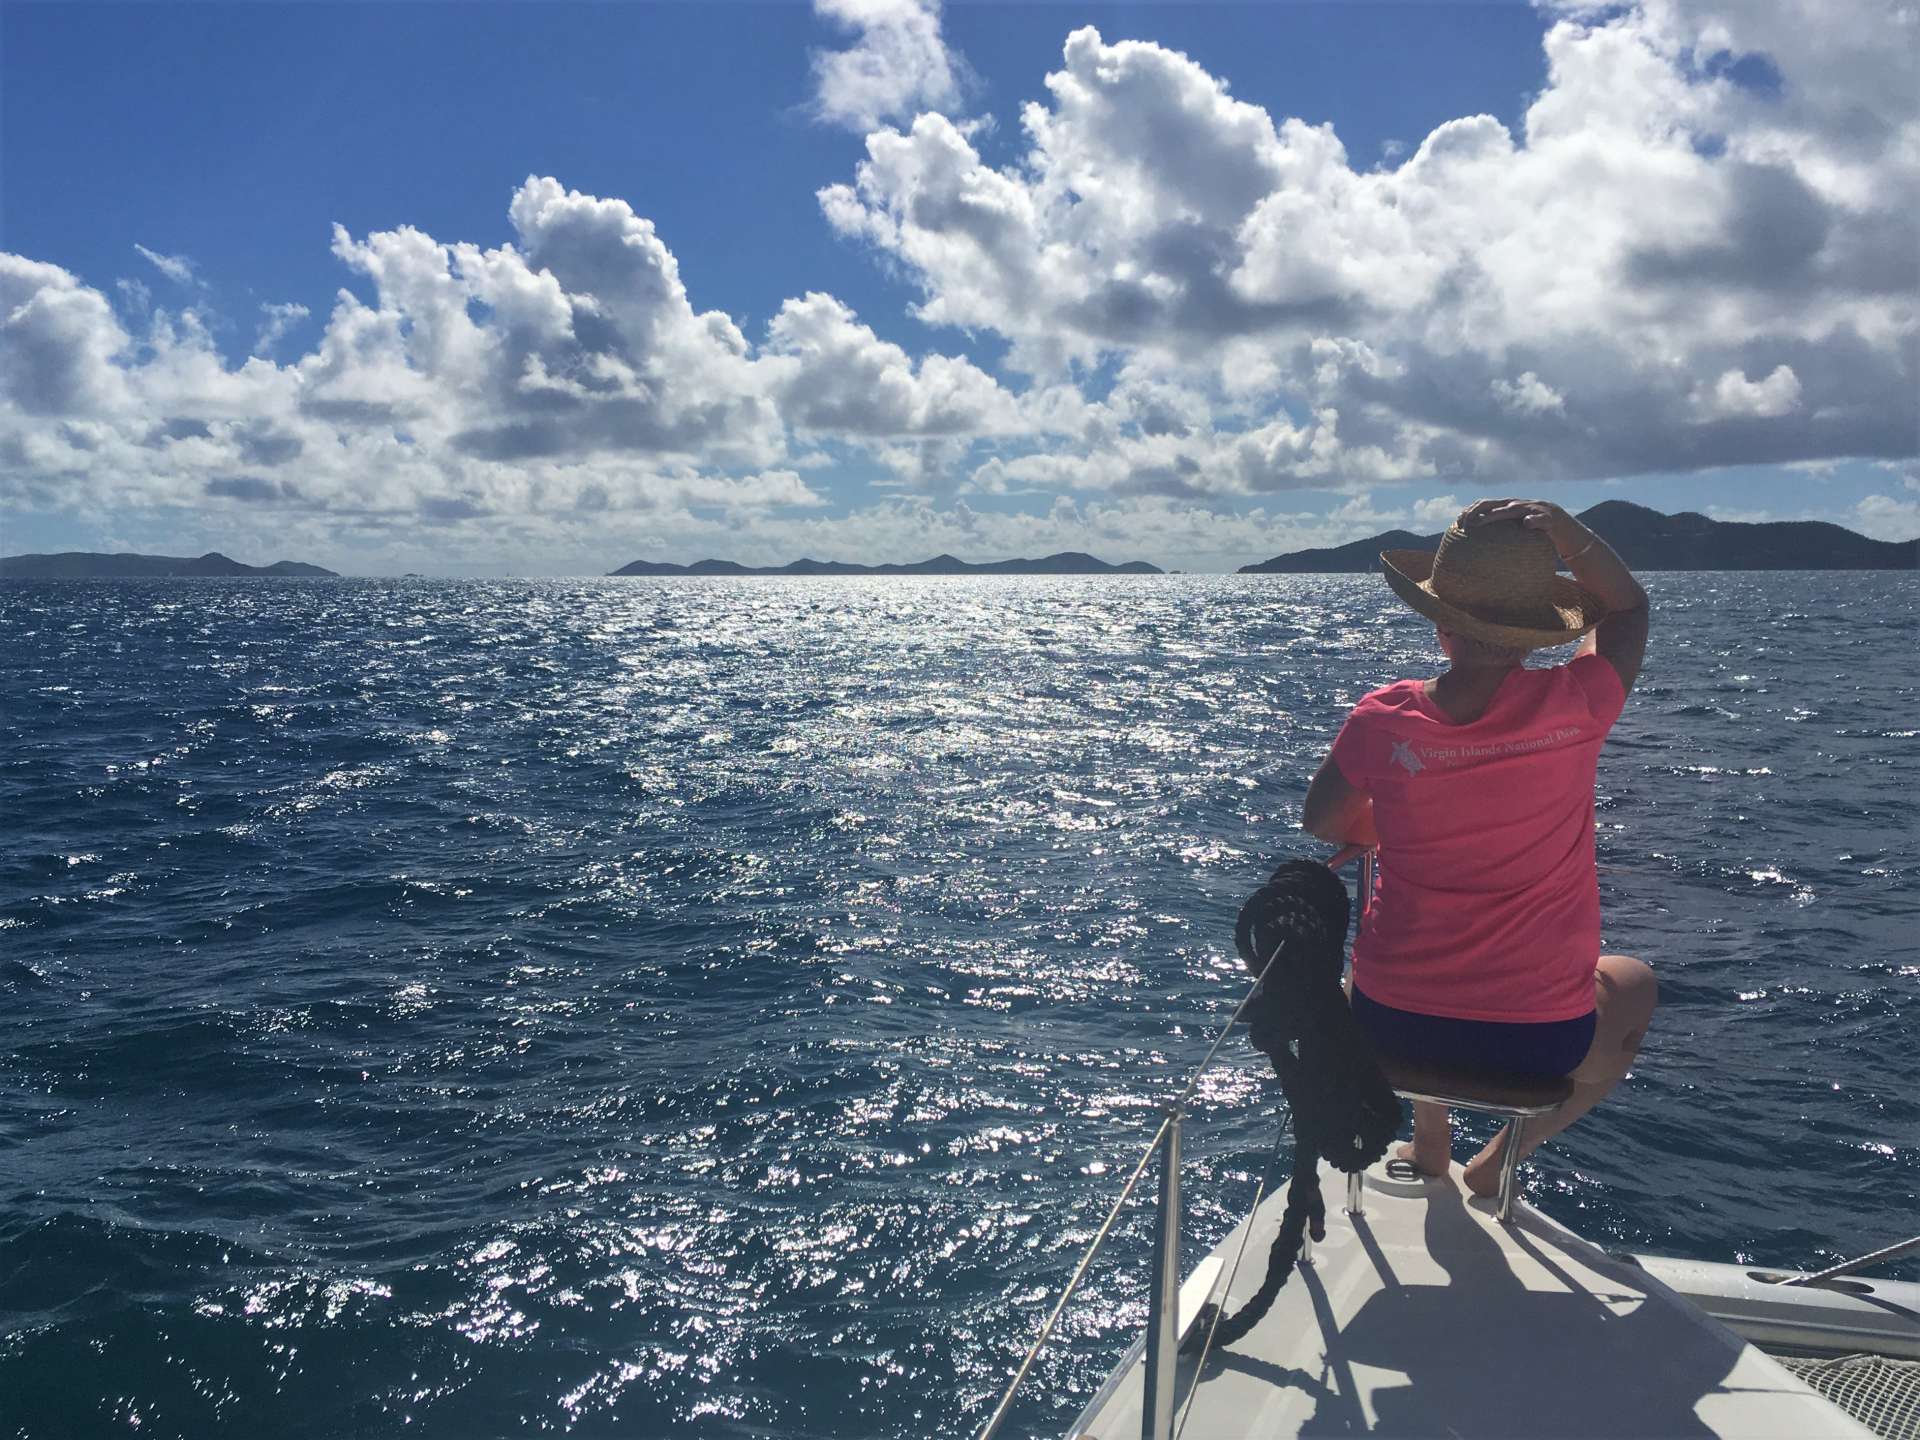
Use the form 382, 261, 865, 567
1393, 1100, 1453, 1177
1461, 1131, 1508, 1197
1393, 1138, 1450, 1177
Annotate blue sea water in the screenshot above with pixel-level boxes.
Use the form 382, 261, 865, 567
0, 573, 1914, 1439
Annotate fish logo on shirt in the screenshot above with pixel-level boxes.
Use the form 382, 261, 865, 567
1390, 739, 1425, 775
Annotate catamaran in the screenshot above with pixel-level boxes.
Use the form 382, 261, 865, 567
976, 853, 1920, 1440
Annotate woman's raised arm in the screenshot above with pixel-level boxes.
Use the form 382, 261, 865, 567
1463, 499, 1649, 694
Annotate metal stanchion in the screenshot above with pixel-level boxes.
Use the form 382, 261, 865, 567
1141, 1106, 1182, 1440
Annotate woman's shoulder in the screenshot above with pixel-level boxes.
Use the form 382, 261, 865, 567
1350, 677, 1427, 716
1516, 652, 1622, 694
1506, 653, 1627, 726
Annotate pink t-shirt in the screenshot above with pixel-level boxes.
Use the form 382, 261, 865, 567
1329, 653, 1627, 1024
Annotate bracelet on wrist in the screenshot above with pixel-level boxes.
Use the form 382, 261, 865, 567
1559, 533, 1600, 563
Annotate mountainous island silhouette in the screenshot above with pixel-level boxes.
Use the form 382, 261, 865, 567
1240, 501, 1916, 572
6, 502, 1911, 578
0, 551, 337, 578
609, 551, 1162, 576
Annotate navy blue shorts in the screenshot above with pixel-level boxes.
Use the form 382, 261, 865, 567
1351, 987, 1596, 1079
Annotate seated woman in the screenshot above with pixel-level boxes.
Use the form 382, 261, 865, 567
1302, 497, 1657, 1198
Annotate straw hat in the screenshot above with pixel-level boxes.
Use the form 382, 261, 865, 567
1379, 520, 1606, 650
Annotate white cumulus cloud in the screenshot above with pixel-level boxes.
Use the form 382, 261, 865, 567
0, 177, 1026, 540
254, 302, 310, 356
1491, 372, 1566, 416
133, 244, 198, 286
3, 0, 1915, 571
821, 3, 1917, 487
1410, 494, 1464, 528
763, 291, 1019, 437
1699, 364, 1803, 418
811, 0, 966, 132
0, 253, 133, 419
1853, 492, 1920, 540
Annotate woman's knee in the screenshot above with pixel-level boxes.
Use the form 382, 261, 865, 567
1570, 956, 1656, 1083
1597, 954, 1657, 1025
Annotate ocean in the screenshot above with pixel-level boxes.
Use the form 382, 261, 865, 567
1, 573, 1914, 1438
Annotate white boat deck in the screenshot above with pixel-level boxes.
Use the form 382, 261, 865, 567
1070, 1157, 1873, 1439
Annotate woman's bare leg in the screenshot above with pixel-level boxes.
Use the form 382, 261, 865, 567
1462, 954, 1658, 1198
1395, 1101, 1453, 1175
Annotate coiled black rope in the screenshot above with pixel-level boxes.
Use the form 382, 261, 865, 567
1183, 859, 1402, 1352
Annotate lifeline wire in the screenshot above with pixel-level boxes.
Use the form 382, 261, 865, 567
972, 1111, 1173, 1440
974, 968, 1269, 1440
1783, 1232, 1920, 1286
1170, 936, 1293, 1437
1174, 1119, 1289, 1440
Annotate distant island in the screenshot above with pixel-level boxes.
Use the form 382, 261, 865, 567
1240, 500, 1918, 572
0, 551, 338, 578
609, 550, 1162, 577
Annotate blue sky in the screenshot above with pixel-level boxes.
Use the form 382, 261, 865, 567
2, 1, 1915, 573
6, 5, 1548, 363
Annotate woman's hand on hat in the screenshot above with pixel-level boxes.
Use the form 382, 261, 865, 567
1460, 497, 1563, 531
1460, 498, 1580, 547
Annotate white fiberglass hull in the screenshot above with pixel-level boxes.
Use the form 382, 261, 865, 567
1068, 1157, 1915, 1439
